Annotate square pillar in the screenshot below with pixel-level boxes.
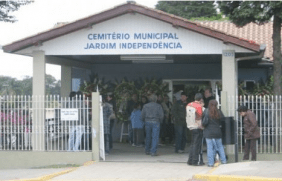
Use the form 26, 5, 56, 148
32, 51, 46, 151
61, 65, 72, 98
222, 50, 237, 159
222, 50, 237, 116
92, 92, 100, 161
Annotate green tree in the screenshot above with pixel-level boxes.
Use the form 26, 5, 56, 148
0, 74, 60, 96
155, 1, 219, 20
0, 0, 33, 23
45, 74, 60, 95
218, 1, 282, 95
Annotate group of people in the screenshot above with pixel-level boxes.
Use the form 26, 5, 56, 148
122, 88, 260, 167
68, 88, 261, 167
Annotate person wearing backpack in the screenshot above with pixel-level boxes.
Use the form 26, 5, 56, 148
186, 93, 204, 166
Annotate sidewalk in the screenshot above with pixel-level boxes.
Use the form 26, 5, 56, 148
0, 168, 74, 181
194, 161, 282, 181
1, 160, 282, 181
1, 143, 282, 181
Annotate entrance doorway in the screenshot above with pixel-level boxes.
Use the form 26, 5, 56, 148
106, 79, 220, 162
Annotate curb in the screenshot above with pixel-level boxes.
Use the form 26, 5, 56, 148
193, 174, 282, 181
9, 167, 77, 181
9, 161, 96, 181
193, 162, 282, 181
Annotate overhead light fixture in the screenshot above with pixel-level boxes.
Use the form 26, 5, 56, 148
132, 60, 173, 64
120, 55, 173, 63
120, 55, 166, 61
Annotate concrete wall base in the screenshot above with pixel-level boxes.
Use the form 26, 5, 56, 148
226, 153, 282, 163
0, 151, 92, 169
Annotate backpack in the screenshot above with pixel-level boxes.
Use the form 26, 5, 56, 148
186, 102, 204, 130
186, 103, 197, 130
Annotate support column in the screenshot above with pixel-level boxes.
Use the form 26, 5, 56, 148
222, 50, 237, 115
61, 65, 72, 98
32, 51, 46, 151
222, 50, 237, 161
92, 92, 100, 161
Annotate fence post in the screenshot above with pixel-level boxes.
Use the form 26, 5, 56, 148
92, 92, 100, 162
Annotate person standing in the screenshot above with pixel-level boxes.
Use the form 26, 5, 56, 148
237, 106, 260, 161
157, 94, 166, 145
127, 93, 138, 145
103, 95, 113, 155
142, 94, 164, 156
130, 102, 144, 147
202, 100, 227, 167
107, 93, 116, 150
186, 93, 204, 166
163, 95, 173, 144
171, 92, 188, 153
204, 88, 215, 109
141, 96, 148, 110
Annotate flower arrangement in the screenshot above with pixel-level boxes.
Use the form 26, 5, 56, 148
114, 79, 137, 122
139, 78, 170, 98
80, 73, 109, 97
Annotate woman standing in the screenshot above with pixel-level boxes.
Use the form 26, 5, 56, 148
237, 106, 260, 161
202, 100, 227, 167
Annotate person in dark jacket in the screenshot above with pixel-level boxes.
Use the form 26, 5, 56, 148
202, 100, 227, 167
171, 92, 187, 153
107, 93, 116, 150
142, 94, 164, 156
203, 88, 215, 108
237, 105, 260, 161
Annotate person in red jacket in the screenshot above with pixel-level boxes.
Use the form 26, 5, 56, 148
187, 93, 204, 166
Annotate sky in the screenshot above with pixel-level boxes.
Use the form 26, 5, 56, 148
0, 0, 159, 80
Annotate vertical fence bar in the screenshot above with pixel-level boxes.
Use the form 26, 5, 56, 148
3, 96, 5, 151
276, 95, 278, 153
20, 95, 23, 150
272, 95, 274, 153
9, 96, 12, 150
46, 95, 49, 151
280, 95, 282, 153
24, 96, 26, 151
267, 95, 270, 153
259, 95, 262, 153
0, 97, 1, 151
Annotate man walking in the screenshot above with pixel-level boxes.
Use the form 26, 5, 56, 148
142, 94, 164, 156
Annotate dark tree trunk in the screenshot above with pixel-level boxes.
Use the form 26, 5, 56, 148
273, 15, 282, 95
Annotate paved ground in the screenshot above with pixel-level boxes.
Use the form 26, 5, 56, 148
0, 168, 68, 180
1, 143, 282, 181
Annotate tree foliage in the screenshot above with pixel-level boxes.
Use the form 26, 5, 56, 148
156, 1, 218, 20
0, 1, 33, 23
0, 75, 60, 96
218, 1, 282, 95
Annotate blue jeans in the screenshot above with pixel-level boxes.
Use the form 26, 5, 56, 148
145, 121, 160, 154
174, 125, 186, 152
206, 138, 227, 166
68, 125, 85, 151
